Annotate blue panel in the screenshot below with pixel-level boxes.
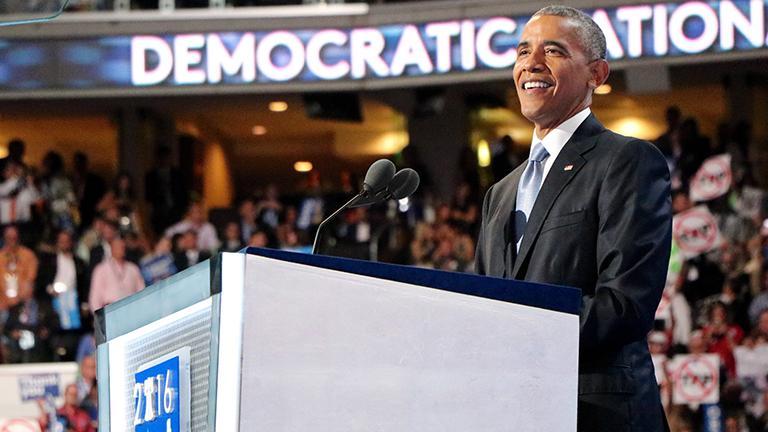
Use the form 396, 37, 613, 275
134, 356, 181, 432
245, 247, 581, 315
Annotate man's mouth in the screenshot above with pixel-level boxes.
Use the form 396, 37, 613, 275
522, 81, 553, 90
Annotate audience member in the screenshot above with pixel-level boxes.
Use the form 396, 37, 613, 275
40, 151, 77, 234
221, 221, 244, 252
164, 202, 220, 253
38, 383, 95, 432
140, 237, 177, 285
2, 268, 58, 363
0, 161, 40, 244
88, 237, 145, 312
172, 230, 211, 271
76, 355, 97, 404
238, 198, 258, 245
87, 219, 119, 276
0, 225, 39, 317
36, 230, 89, 360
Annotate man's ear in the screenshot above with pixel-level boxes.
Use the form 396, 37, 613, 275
588, 59, 610, 89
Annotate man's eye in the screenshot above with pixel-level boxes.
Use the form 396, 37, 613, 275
545, 48, 563, 55
518, 49, 530, 56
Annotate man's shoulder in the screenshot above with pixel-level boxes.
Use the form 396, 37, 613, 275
593, 128, 666, 164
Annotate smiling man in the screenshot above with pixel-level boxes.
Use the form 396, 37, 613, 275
475, 6, 672, 432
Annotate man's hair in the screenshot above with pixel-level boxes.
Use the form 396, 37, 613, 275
532, 5, 607, 61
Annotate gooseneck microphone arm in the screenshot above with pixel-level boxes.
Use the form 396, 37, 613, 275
312, 159, 396, 255
311, 192, 365, 255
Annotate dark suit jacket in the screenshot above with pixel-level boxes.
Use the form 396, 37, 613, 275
36, 252, 91, 331
173, 250, 212, 272
475, 114, 671, 432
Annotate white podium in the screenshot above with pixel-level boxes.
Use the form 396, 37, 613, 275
96, 248, 581, 432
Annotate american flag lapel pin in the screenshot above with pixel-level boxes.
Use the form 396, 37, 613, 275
564, 164, 574, 171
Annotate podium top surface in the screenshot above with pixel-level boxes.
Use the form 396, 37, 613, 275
96, 248, 580, 344
246, 247, 580, 315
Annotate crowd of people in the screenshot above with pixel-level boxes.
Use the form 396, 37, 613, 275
640, 107, 768, 431
0, 104, 765, 431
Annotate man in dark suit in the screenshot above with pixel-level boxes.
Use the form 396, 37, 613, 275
475, 6, 671, 432
172, 230, 211, 271
36, 230, 90, 360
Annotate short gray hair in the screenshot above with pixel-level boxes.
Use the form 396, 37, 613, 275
532, 5, 607, 61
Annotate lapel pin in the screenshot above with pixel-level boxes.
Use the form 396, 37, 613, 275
564, 164, 574, 171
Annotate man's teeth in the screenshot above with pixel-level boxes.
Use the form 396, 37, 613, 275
524, 81, 552, 89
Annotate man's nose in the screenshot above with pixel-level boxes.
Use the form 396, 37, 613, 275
519, 49, 546, 73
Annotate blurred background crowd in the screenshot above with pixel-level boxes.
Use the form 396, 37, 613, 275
0, 103, 766, 430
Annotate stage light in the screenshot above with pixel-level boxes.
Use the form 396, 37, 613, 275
595, 84, 612, 95
477, 139, 491, 167
252, 125, 267, 135
269, 101, 288, 112
294, 161, 313, 172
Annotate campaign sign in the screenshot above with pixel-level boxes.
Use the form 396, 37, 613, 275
0, 418, 40, 432
133, 347, 190, 432
670, 354, 720, 405
690, 154, 732, 202
672, 206, 722, 259
17, 374, 60, 402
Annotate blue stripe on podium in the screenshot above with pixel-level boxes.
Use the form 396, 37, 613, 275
245, 247, 580, 315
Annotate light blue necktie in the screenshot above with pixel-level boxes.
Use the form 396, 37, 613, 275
514, 141, 549, 251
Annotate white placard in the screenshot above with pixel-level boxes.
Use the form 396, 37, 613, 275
673, 206, 723, 259
670, 354, 720, 405
690, 154, 731, 202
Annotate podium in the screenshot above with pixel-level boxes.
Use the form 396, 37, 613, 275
96, 248, 581, 432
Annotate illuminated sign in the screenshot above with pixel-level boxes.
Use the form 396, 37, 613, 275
133, 347, 191, 432
0, 0, 765, 92
131, 18, 516, 85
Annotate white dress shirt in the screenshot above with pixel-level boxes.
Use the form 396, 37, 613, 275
54, 252, 77, 292
529, 108, 591, 182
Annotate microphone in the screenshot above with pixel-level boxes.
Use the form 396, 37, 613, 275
349, 168, 421, 208
312, 159, 395, 254
388, 168, 420, 200
361, 159, 396, 195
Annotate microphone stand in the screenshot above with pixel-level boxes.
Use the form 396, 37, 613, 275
311, 192, 366, 255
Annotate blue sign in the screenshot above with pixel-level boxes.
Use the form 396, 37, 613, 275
702, 403, 723, 432
133, 347, 190, 432
18, 373, 60, 401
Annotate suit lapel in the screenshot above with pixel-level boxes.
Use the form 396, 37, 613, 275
511, 114, 604, 279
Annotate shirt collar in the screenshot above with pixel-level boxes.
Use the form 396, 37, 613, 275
529, 108, 591, 160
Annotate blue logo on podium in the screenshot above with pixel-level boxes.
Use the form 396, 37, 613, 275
133, 348, 190, 432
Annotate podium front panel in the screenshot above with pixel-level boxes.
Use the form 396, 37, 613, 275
236, 252, 579, 432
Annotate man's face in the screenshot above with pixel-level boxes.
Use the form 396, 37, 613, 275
183, 232, 198, 251
65, 384, 79, 406
102, 224, 117, 242
3, 227, 18, 248
81, 355, 97, 381
111, 238, 126, 260
57, 232, 73, 253
759, 311, 768, 334
239, 201, 256, 220
513, 15, 603, 131
188, 204, 204, 224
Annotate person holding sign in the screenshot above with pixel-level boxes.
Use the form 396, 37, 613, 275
475, 6, 671, 431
